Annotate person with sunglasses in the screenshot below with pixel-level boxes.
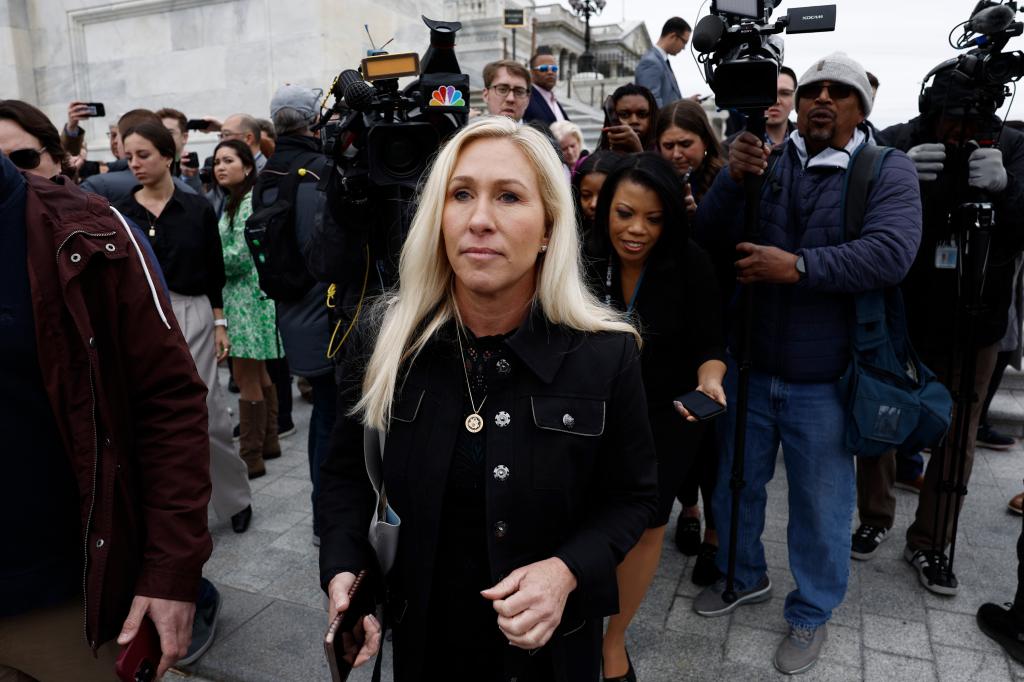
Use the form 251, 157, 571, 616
692, 53, 922, 675
524, 50, 570, 127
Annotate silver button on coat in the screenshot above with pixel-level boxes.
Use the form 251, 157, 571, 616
495, 410, 511, 427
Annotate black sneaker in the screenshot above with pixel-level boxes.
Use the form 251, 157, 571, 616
851, 524, 888, 561
179, 579, 222, 665
692, 542, 722, 587
674, 516, 701, 556
277, 421, 297, 439
978, 425, 1016, 451
904, 545, 958, 595
977, 602, 1024, 664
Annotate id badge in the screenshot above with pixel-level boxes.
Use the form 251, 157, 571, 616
934, 240, 958, 270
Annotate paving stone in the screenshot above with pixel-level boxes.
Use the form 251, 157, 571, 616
929, 608, 1004, 653
863, 612, 932, 659
860, 559, 929, 621
666, 596, 730, 639
724, 624, 781, 668
821, 622, 862, 670
865, 650, 938, 681
195, 600, 329, 682
934, 644, 1012, 682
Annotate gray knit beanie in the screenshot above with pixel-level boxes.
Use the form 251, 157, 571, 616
799, 52, 873, 116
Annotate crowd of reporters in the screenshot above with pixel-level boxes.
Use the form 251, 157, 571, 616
5, 11, 1024, 681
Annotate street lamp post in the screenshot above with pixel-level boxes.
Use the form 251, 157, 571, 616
569, 0, 605, 74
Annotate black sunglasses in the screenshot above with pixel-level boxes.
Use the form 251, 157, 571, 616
8, 147, 44, 170
798, 82, 855, 101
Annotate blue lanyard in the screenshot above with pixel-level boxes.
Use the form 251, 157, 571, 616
605, 261, 646, 313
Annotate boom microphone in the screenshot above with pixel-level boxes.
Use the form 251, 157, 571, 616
693, 14, 727, 53
967, 3, 1016, 35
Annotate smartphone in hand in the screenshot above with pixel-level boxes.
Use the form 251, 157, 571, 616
83, 102, 106, 117
184, 151, 200, 169
324, 570, 375, 682
114, 616, 161, 682
186, 119, 211, 131
675, 389, 726, 421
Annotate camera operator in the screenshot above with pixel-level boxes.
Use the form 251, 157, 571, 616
260, 84, 337, 545
692, 53, 922, 674
853, 65, 1024, 595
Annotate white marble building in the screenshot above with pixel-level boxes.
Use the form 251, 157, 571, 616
1, 0, 447, 160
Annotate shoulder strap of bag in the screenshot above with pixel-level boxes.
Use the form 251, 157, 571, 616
362, 427, 387, 501
842, 143, 897, 351
254, 151, 321, 210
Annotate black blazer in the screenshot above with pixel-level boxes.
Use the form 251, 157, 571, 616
524, 85, 569, 127
318, 307, 658, 682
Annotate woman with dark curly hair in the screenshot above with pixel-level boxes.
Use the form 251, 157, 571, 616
598, 83, 659, 154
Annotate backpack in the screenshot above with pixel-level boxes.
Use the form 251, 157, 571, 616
838, 144, 953, 458
244, 151, 321, 302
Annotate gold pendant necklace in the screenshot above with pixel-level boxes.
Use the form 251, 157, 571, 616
456, 327, 487, 434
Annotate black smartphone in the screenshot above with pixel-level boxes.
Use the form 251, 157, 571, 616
675, 390, 726, 421
324, 570, 375, 682
184, 151, 200, 168
602, 95, 620, 127
114, 616, 160, 682
186, 119, 211, 131
83, 102, 106, 117
198, 167, 212, 185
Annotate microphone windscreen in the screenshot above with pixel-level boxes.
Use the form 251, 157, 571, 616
693, 15, 726, 53
968, 4, 1015, 34
344, 80, 377, 112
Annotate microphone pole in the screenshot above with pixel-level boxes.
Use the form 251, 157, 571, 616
724, 109, 767, 604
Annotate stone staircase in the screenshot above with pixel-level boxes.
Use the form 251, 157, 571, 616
990, 367, 1024, 437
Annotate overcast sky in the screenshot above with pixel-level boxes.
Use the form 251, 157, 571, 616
563, 0, 1022, 129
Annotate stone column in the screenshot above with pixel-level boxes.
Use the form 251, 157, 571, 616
0, 0, 37, 102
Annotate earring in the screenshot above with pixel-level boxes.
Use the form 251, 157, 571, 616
539, 244, 548, 253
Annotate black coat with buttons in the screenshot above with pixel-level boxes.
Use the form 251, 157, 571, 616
318, 306, 658, 682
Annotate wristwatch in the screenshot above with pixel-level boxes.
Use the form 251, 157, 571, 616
214, 318, 228, 329
795, 253, 807, 280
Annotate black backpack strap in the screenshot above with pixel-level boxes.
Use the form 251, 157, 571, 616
254, 151, 322, 209
842, 143, 893, 241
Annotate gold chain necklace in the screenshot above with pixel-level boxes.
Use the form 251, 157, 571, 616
456, 327, 487, 433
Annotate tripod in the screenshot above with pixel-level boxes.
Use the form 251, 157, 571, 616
929, 196, 994, 583
723, 110, 768, 604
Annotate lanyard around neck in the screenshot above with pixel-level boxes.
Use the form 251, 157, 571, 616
605, 260, 647, 313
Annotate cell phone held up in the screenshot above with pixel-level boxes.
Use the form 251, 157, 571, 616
602, 95, 620, 127
184, 151, 200, 169
83, 102, 106, 118
186, 119, 211, 131
675, 389, 726, 421
324, 570, 375, 682
114, 616, 161, 682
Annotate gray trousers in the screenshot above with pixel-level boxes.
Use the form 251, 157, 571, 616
170, 291, 251, 519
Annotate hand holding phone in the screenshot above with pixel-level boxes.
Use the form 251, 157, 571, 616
115, 616, 160, 682
325, 570, 381, 681
674, 388, 726, 422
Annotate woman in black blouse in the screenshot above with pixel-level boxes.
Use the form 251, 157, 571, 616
116, 122, 253, 530
318, 117, 658, 682
589, 153, 726, 681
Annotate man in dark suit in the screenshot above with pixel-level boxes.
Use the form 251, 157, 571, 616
635, 17, 690, 108
524, 49, 570, 127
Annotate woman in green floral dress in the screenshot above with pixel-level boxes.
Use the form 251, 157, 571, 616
214, 139, 283, 478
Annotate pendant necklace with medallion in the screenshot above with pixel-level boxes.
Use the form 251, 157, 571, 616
456, 327, 487, 433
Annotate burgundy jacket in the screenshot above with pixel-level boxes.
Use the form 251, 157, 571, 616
23, 173, 212, 650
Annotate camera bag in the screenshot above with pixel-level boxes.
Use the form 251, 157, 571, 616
245, 151, 321, 301
839, 144, 953, 457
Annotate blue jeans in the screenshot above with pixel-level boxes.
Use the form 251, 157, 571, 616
713, 358, 855, 628
307, 372, 337, 536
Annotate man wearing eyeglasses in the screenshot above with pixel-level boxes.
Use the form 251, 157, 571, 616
692, 53, 922, 675
524, 50, 569, 127
481, 60, 532, 123
636, 17, 689, 108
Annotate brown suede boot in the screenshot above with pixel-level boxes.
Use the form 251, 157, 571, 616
239, 399, 267, 479
262, 385, 282, 460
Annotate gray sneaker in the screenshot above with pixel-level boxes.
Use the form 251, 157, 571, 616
693, 575, 772, 617
774, 624, 827, 675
